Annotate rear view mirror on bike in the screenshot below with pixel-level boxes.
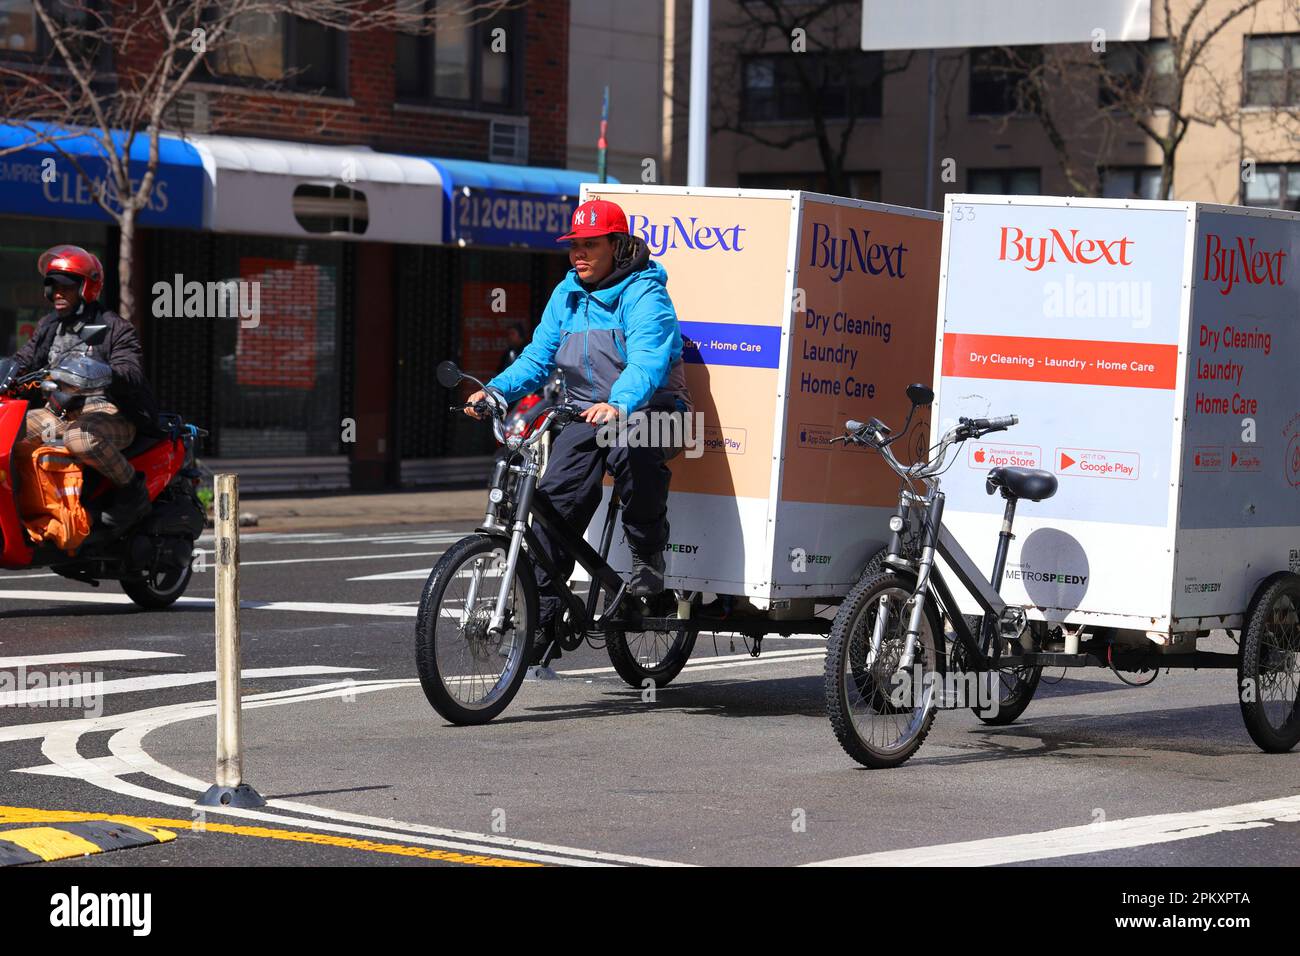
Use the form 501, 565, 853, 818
436, 361, 463, 389
906, 383, 934, 407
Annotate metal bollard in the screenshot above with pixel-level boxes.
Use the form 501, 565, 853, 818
197, 474, 265, 809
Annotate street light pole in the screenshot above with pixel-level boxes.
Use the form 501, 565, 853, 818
687, 0, 710, 186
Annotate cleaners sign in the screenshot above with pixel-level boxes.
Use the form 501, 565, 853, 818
0, 124, 205, 229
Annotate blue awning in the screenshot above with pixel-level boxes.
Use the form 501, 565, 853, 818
416, 156, 617, 249
0, 121, 207, 229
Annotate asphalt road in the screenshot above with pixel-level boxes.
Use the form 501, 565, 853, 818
0, 520, 1296, 869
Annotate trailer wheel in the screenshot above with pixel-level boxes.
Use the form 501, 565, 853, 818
607, 626, 697, 688
953, 616, 1041, 725
1238, 573, 1300, 753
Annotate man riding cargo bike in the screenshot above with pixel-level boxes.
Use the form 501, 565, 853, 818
422, 198, 694, 721
465, 199, 692, 657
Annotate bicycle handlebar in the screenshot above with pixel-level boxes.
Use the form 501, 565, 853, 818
841, 411, 1019, 483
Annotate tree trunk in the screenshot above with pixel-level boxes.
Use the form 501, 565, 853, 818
1158, 139, 1177, 199
117, 207, 135, 323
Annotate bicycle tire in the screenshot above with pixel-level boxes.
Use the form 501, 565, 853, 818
1238, 573, 1300, 753
607, 625, 698, 688
415, 534, 538, 725
825, 571, 944, 769
959, 615, 1043, 725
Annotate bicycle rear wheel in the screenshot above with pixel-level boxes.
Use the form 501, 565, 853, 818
1239, 574, 1300, 753
957, 616, 1042, 725
825, 572, 943, 769
415, 534, 537, 725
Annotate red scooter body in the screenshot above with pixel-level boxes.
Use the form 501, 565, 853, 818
0, 390, 205, 613
0, 393, 189, 567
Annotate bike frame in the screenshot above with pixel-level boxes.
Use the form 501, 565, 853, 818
857, 415, 1026, 675
454, 376, 832, 656
885, 487, 1014, 673
476, 416, 629, 643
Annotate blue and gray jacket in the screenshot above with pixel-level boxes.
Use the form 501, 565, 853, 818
486, 237, 692, 416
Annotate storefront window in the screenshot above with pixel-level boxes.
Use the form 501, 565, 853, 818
0, 218, 110, 355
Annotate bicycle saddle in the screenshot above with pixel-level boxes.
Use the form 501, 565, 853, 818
986, 466, 1058, 502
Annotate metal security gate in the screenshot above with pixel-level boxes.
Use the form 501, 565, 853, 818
395, 246, 566, 485
144, 229, 354, 482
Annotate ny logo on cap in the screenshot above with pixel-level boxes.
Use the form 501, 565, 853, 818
574, 210, 586, 226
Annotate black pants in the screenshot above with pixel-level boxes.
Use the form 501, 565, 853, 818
531, 417, 678, 629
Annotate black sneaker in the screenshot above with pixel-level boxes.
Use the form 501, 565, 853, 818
628, 549, 665, 598
530, 619, 561, 666
100, 472, 151, 532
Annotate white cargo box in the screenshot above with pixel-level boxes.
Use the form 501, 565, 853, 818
577, 184, 943, 599
932, 195, 1300, 633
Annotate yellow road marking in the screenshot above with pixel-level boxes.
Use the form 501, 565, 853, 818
0, 826, 105, 861
0, 806, 539, 867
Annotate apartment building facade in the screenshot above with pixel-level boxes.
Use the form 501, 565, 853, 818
666, 0, 1300, 212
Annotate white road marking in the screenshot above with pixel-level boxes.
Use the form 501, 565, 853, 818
0, 590, 419, 617
0, 665, 365, 706
11, 678, 691, 866
557, 646, 825, 677
239, 531, 470, 546
804, 796, 1300, 866
0, 649, 183, 668
239, 600, 417, 617
237, 550, 447, 569
350, 567, 438, 582
14, 754, 141, 778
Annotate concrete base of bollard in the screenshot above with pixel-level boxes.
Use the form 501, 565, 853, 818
197, 783, 266, 809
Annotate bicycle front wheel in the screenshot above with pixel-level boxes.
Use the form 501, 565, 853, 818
415, 534, 537, 725
825, 571, 943, 769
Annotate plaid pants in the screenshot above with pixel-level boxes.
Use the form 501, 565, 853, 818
19, 400, 137, 487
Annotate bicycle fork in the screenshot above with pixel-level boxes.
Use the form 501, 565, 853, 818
487, 469, 538, 639
896, 493, 945, 672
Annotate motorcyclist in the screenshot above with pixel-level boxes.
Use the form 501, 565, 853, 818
1, 245, 160, 531
466, 198, 692, 648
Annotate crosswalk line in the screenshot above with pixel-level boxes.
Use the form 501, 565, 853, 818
0, 590, 419, 617
0, 650, 182, 668
0, 665, 366, 707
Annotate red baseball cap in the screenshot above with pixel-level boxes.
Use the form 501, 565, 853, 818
557, 199, 629, 242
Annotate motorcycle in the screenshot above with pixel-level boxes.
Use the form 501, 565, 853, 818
0, 333, 207, 609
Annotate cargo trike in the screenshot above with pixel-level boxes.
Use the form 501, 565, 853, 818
824, 384, 1299, 769
415, 361, 861, 724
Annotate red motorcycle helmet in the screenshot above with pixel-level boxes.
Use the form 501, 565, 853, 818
38, 244, 104, 303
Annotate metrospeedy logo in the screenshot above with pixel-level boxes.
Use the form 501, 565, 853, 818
998, 226, 1134, 272
628, 214, 746, 257
1202, 233, 1287, 295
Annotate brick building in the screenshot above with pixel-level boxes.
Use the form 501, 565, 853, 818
0, 0, 590, 491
